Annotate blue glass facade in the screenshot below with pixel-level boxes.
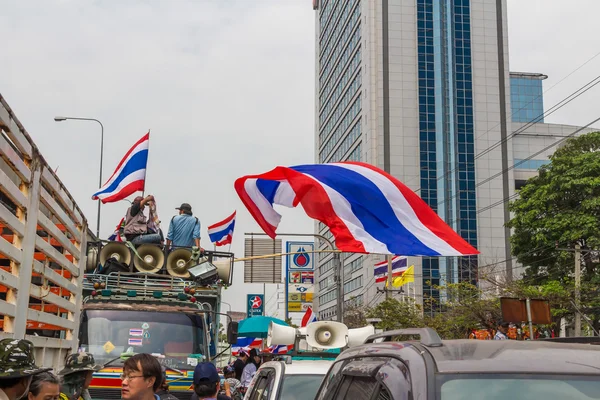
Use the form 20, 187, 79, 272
418, 0, 478, 312
510, 77, 544, 123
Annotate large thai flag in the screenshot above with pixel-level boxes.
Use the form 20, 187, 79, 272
231, 337, 262, 356
92, 132, 149, 203
374, 256, 408, 283
234, 162, 478, 256
301, 306, 317, 327
207, 211, 236, 246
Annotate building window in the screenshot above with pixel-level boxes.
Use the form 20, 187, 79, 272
343, 275, 363, 294
514, 159, 549, 170
319, 289, 337, 305
510, 76, 544, 123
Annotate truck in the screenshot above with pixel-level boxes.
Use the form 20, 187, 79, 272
81, 244, 237, 400
0, 94, 239, 400
0, 93, 91, 369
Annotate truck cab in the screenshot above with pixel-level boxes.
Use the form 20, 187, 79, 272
80, 247, 237, 399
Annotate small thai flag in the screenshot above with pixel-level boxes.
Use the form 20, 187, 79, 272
128, 338, 143, 346
129, 328, 143, 337
207, 211, 236, 246
374, 256, 408, 283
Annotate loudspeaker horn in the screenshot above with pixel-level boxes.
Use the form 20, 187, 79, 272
133, 244, 165, 273
305, 321, 348, 349
347, 325, 375, 347
166, 248, 193, 278
267, 322, 298, 347
99, 242, 132, 267
214, 258, 233, 285
86, 246, 98, 272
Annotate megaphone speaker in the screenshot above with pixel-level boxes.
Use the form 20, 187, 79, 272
86, 246, 98, 272
267, 322, 298, 347
214, 258, 233, 285
166, 248, 193, 278
133, 244, 165, 273
305, 321, 348, 349
99, 242, 132, 267
347, 325, 375, 347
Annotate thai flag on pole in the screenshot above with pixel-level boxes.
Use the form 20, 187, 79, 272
234, 162, 479, 256
92, 132, 149, 203
374, 256, 408, 283
207, 211, 236, 246
301, 306, 317, 327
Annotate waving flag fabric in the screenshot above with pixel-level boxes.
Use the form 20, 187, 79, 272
92, 132, 149, 203
374, 256, 408, 283
266, 344, 294, 354
234, 162, 478, 256
392, 265, 415, 287
207, 211, 236, 246
301, 306, 317, 327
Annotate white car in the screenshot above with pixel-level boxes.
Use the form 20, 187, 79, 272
243, 357, 334, 400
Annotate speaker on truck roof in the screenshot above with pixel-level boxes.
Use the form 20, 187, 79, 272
166, 248, 193, 278
133, 244, 165, 273
99, 242, 132, 268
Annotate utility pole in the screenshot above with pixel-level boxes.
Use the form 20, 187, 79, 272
385, 255, 393, 298
574, 243, 581, 336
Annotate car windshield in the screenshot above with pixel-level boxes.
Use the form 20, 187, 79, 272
439, 375, 600, 399
79, 309, 206, 370
279, 374, 325, 400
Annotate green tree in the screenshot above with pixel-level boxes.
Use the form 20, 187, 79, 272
506, 131, 600, 332
507, 131, 600, 284
366, 298, 425, 332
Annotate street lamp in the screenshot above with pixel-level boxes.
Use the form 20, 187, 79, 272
54, 116, 104, 238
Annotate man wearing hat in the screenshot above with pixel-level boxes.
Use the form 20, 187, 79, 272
166, 203, 202, 250
57, 352, 103, 400
0, 338, 51, 400
191, 363, 230, 400
494, 321, 510, 340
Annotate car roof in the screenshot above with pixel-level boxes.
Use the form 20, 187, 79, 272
261, 359, 333, 375
339, 339, 600, 375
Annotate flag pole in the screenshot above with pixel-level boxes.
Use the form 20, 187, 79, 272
142, 129, 150, 198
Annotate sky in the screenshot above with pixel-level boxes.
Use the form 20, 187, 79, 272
1, 0, 599, 315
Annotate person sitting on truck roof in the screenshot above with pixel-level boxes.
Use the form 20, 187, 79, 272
57, 352, 103, 400
165, 203, 202, 250
0, 338, 52, 400
124, 195, 162, 245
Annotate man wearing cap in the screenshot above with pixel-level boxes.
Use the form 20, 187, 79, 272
166, 203, 202, 250
57, 352, 103, 400
0, 338, 51, 400
191, 363, 231, 400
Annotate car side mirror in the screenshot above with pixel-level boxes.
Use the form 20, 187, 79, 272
227, 321, 239, 344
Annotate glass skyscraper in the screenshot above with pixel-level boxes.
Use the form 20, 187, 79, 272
313, 0, 590, 319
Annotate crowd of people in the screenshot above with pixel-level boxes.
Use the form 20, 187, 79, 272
0, 338, 239, 400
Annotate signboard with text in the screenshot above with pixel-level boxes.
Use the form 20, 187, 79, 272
247, 294, 264, 317
285, 242, 315, 320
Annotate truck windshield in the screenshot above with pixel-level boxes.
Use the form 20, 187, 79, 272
439, 375, 600, 399
79, 309, 206, 370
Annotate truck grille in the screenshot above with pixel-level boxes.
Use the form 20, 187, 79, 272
89, 388, 194, 400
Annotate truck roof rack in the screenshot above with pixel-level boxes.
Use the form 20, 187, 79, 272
364, 328, 443, 347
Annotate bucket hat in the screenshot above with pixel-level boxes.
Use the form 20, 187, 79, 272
0, 339, 51, 378
58, 352, 104, 376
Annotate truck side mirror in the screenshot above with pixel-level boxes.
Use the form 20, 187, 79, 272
227, 321, 239, 344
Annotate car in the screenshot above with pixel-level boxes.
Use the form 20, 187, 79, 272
314, 328, 600, 399
244, 354, 335, 400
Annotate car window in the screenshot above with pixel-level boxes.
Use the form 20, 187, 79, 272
279, 374, 324, 400
248, 368, 276, 400
316, 356, 413, 400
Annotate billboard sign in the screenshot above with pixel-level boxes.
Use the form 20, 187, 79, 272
285, 242, 315, 320
244, 237, 282, 283
247, 294, 264, 317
